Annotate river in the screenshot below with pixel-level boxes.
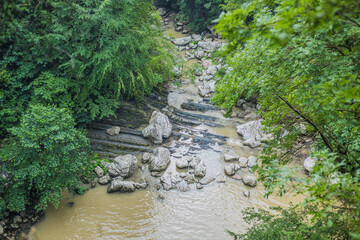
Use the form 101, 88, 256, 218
32, 14, 304, 240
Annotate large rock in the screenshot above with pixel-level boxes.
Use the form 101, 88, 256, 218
224, 151, 239, 162
243, 138, 262, 148
106, 126, 120, 136
236, 120, 265, 141
149, 147, 171, 172
194, 162, 206, 177
157, 8, 167, 16
143, 111, 172, 144
191, 34, 202, 41
194, 50, 205, 59
171, 36, 192, 46
198, 41, 223, 52
107, 180, 135, 193
243, 175, 257, 187
176, 156, 191, 169
198, 80, 215, 97
107, 155, 138, 178
168, 91, 188, 109
304, 156, 316, 172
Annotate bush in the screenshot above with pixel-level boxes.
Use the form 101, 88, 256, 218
0, 105, 90, 213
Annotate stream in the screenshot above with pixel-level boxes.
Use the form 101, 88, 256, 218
32, 15, 303, 240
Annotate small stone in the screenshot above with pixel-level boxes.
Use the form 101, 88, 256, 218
142, 152, 151, 163
94, 166, 104, 178
189, 43, 197, 49
200, 176, 215, 185
194, 161, 206, 177
13, 215, 22, 224
238, 157, 248, 168
206, 65, 217, 76
134, 181, 148, 189
217, 180, 226, 183
98, 174, 111, 185
158, 194, 165, 200
176, 156, 191, 169
243, 138, 262, 148
91, 180, 96, 188
196, 183, 203, 189
243, 190, 250, 198
234, 164, 240, 171
194, 50, 205, 59
151, 171, 163, 177
10, 223, 19, 229
247, 156, 257, 168
179, 172, 187, 178
231, 174, 243, 181
177, 180, 190, 192
106, 126, 120, 136
224, 164, 236, 176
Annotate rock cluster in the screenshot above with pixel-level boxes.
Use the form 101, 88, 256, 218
236, 120, 270, 148
224, 155, 258, 187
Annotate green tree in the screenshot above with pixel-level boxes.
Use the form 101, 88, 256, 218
0, 105, 90, 213
178, 0, 224, 32
0, 0, 174, 133
214, 0, 360, 238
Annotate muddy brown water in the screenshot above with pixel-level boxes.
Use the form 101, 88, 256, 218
33, 150, 302, 240
33, 19, 304, 240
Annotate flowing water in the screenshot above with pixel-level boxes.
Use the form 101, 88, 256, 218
33, 18, 304, 240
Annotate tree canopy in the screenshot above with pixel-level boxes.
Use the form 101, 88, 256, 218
0, 0, 174, 217
0, 0, 174, 135
213, 0, 360, 238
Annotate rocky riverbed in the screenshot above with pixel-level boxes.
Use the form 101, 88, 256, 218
25, 11, 306, 240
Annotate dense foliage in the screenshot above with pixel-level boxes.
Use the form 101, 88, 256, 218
213, 0, 360, 238
0, 0, 174, 135
157, 0, 224, 32
0, 105, 90, 215
0, 0, 174, 217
